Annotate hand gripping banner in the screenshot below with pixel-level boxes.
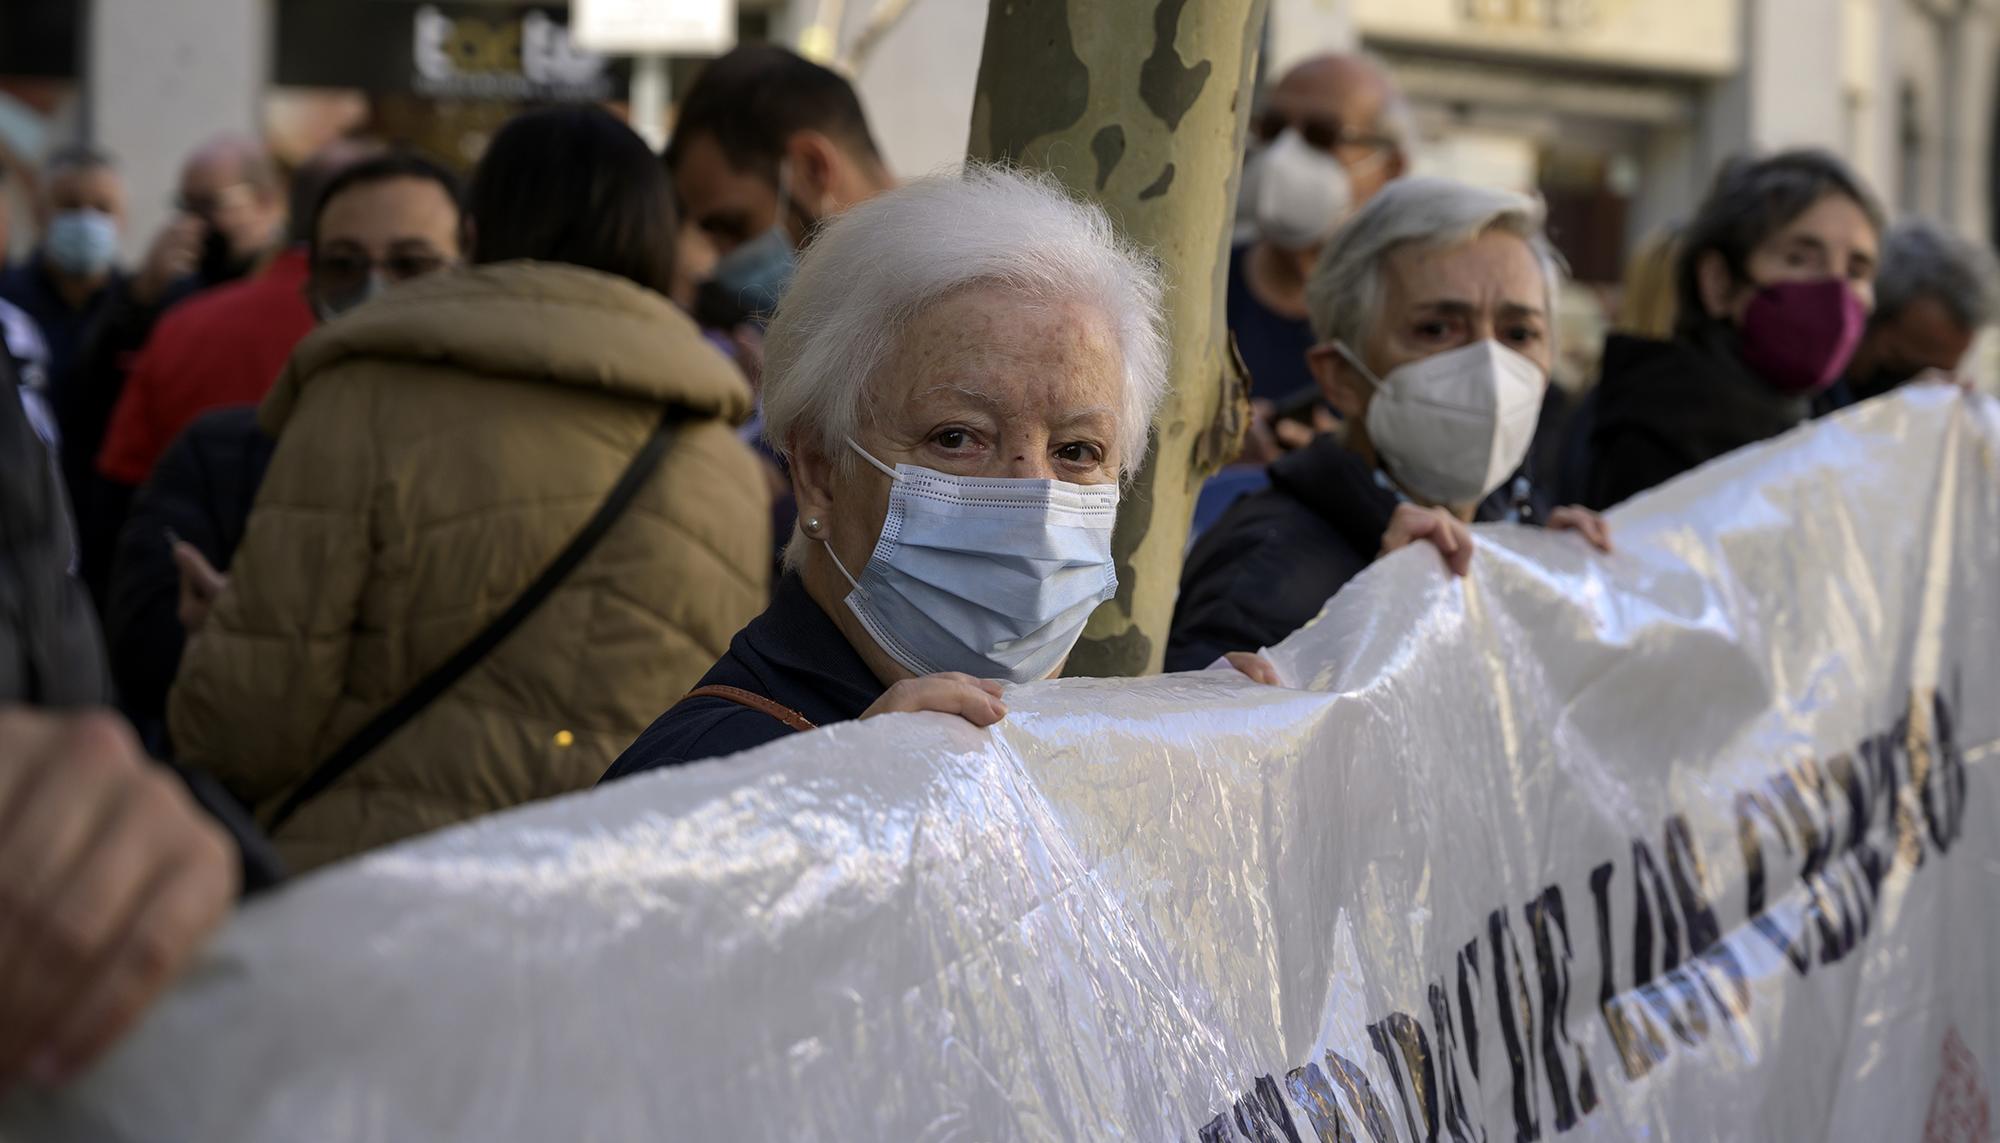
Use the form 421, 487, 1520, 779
8, 388, 1998, 1142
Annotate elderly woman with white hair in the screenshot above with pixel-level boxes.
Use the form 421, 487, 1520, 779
604, 166, 1173, 775
1166, 176, 1611, 672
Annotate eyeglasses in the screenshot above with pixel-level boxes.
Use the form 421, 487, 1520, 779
310, 251, 450, 295
1250, 108, 1395, 161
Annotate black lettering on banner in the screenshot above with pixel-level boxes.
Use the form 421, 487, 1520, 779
1285, 1061, 1359, 1143
1917, 687, 1967, 853
1325, 1049, 1403, 1143
1825, 752, 1884, 940
1588, 861, 1665, 1082
1487, 909, 1540, 1142
1733, 787, 1809, 973
1369, 1013, 1436, 1143
1457, 938, 1483, 1086
1428, 981, 1484, 1143
1663, 816, 1751, 1023
1202, 1076, 1303, 1143
1524, 887, 1598, 1131
1629, 840, 1706, 1047
1790, 758, 1863, 966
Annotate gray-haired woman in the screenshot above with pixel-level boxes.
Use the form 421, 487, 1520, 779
605, 165, 1177, 776
1168, 176, 1611, 673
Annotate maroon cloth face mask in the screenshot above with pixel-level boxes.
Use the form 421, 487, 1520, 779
1737, 278, 1868, 395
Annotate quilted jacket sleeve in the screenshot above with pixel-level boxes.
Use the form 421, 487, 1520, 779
168, 377, 376, 805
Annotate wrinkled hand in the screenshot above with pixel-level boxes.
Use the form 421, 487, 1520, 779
861, 673, 1009, 727
1546, 505, 1614, 553
134, 215, 204, 306
171, 541, 229, 632
0, 708, 238, 1090
1221, 652, 1280, 686
1381, 502, 1474, 577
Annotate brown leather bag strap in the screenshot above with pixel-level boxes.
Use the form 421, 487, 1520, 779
683, 685, 818, 734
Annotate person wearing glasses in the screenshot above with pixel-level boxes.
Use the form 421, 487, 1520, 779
102, 152, 466, 754
1234, 55, 1412, 415
168, 107, 771, 871
95, 140, 383, 497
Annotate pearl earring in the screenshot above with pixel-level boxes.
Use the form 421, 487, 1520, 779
805, 517, 823, 534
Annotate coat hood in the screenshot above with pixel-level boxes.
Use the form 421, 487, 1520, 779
263, 261, 749, 433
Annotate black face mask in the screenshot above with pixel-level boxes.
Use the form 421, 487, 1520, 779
198, 225, 250, 286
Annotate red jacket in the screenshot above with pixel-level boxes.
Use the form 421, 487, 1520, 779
97, 248, 316, 486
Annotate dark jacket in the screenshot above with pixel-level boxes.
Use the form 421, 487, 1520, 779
106, 406, 274, 743
1584, 324, 1808, 511
62, 273, 207, 603
1167, 434, 1538, 673
1, 362, 282, 891
2, 350, 109, 707
602, 573, 884, 780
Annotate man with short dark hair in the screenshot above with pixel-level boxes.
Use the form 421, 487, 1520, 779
1822, 219, 2000, 411
105, 151, 464, 746
0, 147, 128, 403
667, 44, 895, 321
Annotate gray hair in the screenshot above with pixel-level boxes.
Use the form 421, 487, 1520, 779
1874, 218, 2000, 330
1305, 176, 1563, 350
761, 164, 1170, 480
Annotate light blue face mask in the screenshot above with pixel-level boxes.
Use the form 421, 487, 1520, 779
44, 208, 120, 278
821, 440, 1121, 684
709, 167, 801, 321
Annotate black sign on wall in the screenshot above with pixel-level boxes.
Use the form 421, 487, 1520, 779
0, 0, 80, 79
276, 1, 623, 100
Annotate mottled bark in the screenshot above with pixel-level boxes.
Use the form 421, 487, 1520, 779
969, 0, 1266, 677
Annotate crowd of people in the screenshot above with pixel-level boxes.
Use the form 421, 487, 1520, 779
3, 40, 1998, 1092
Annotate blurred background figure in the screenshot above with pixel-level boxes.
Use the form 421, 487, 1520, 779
0, 146, 125, 406
1169, 178, 1608, 673
1582, 150, 1884, 510
667, 43, 895, 330
95, 139, 379, 496
60, 133, 290, 605
1819, 218, 2000, 412
1611, 226, 1684, 342
106, 152, 465, 754
168, 105, 771, 872
1233, 53, 1410, 412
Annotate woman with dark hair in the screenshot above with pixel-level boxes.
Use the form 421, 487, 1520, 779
168, 106, 771, 871
1583, 149, 1885, 510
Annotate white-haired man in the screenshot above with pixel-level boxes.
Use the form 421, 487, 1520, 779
1168, 178, 1611, 672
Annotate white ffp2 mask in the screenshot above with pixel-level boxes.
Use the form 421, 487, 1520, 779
1336, 339, 1548, 507
1241, 128, 1353, 250
820, 441, 1120, 684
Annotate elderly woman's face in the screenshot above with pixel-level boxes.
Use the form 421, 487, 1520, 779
1319, 230, 1551, 419
806, 281, 1125, 585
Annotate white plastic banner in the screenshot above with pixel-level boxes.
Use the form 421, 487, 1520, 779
7, 389, 1998, 1142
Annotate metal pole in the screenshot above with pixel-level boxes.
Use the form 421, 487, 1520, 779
631, 54, 669, 152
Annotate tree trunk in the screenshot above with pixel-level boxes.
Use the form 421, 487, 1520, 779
967, 0, 1266, 677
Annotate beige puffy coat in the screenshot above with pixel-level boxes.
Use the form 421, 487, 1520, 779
169, 262, 770, 870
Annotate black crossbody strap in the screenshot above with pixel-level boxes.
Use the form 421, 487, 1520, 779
266, 407, 679, 833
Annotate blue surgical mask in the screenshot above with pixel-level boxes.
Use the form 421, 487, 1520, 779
821, 440, 1121, 684
707, 166, 802, 321
44, 209, 120, 278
